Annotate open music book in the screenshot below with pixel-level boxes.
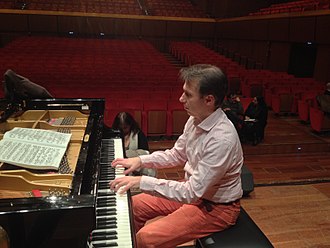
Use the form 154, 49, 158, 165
0, 127, 71, 170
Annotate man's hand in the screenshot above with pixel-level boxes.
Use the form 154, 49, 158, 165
109, 176, 142, 194
111, 157, 142, 175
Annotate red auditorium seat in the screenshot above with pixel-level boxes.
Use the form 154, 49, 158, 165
105, 99, 143, 128
166, 99, 189, 137
142, 99, 168, 138
297, 93, 318, 122
271, 93, 295, 114
309, 106, 330, 132
228, 76, 241, 95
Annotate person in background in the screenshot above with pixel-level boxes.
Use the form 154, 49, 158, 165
222, 93, 245, 134
244, 96, 268, 145
112, 111, 156, 177
316, 82, 330, 115
110, 64, 243, 248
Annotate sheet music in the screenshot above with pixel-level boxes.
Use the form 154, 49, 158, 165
0, 127, 71, 170
4, 127, 71, 147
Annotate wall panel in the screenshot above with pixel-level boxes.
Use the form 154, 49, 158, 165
191, 22, 215, 38
268, 18, 289, 41
57, 16, 87, 35
252, 41, 269, 68
141, 20, 166, 37
0, 14, 28, 32
247, 19, 268, 40
166, 21, 191, 37
268, 42, 290, 72
289, 17, 315, 42
29, 15, 58, 33
315, 15, 330, 44
115, 18, 141, 37
85, 17, 116, 36
314, 45, 330, 82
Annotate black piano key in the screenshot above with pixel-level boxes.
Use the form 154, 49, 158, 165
97, 199, 116, 207
96, 222, 117, 229
97, 191, 115, 197
92, 229, 117, 236
97, 220, 117, 227
91, 234, 117, 242
98, 182, 111, 188
91, 241, 118, 247
96, 209, 116, 216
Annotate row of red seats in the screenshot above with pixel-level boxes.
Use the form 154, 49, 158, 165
144, 0, 207, 18
297, 96, 330, 132
104, 98, 189, 138
3, 0, 143, 15
104, 96, 255, 138
0, 0, 209, 18
48, 86, 183, 100
0, 37, 180, 89
249, 0, 329, 16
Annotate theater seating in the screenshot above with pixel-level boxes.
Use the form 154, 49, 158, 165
196, 207, 273, 248
105, 99, 144, 127
142, 99, 168, 138
309, 106, 330, 132
166, 99, 189, 137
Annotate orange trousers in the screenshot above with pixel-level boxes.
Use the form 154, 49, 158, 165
132, 193, 240, 248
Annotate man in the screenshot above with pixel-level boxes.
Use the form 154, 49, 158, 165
316, 82, 330, 114
222, 93, 245, 132
110, 64, 243, 248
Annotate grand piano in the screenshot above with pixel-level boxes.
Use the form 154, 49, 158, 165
0, 98, 135, 248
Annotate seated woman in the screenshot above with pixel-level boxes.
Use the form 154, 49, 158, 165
112, 112, 156, 177
243, 96, 268, 145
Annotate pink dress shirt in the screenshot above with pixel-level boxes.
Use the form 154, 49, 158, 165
139, 108, 243, 204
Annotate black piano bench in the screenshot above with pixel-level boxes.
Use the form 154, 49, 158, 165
196, 207, 274, 248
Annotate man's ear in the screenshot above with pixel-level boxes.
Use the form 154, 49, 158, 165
204, 95, 215, 106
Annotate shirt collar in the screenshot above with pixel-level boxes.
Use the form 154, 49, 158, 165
194, 108, 224, 132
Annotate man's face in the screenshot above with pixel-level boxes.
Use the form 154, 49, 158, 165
230, 95, 237, 102
179, 80, 207, 120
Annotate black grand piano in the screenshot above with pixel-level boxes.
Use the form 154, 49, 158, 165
0, 98, 135, 248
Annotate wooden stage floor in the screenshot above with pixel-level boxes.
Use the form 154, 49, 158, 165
149, 111, 330, 248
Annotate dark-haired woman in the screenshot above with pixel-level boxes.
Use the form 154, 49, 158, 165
112, 112, 155, 176
244, 96, 268, 145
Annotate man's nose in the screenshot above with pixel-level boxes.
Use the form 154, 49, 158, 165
179, 93, 185, 103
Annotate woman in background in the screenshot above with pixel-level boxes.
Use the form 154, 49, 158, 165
112, 112, 155, 176
244, 96, 268, 145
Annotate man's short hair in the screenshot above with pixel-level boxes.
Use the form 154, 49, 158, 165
179, 64, 228, 108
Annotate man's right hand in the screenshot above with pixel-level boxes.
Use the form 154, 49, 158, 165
111, 157, 142, 175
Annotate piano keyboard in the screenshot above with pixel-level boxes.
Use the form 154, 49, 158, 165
88, 138, 135, 248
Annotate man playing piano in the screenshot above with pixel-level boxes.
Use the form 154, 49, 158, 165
110, 64, 243, 248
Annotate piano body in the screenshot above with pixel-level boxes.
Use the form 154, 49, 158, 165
0, 98, 135, 248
